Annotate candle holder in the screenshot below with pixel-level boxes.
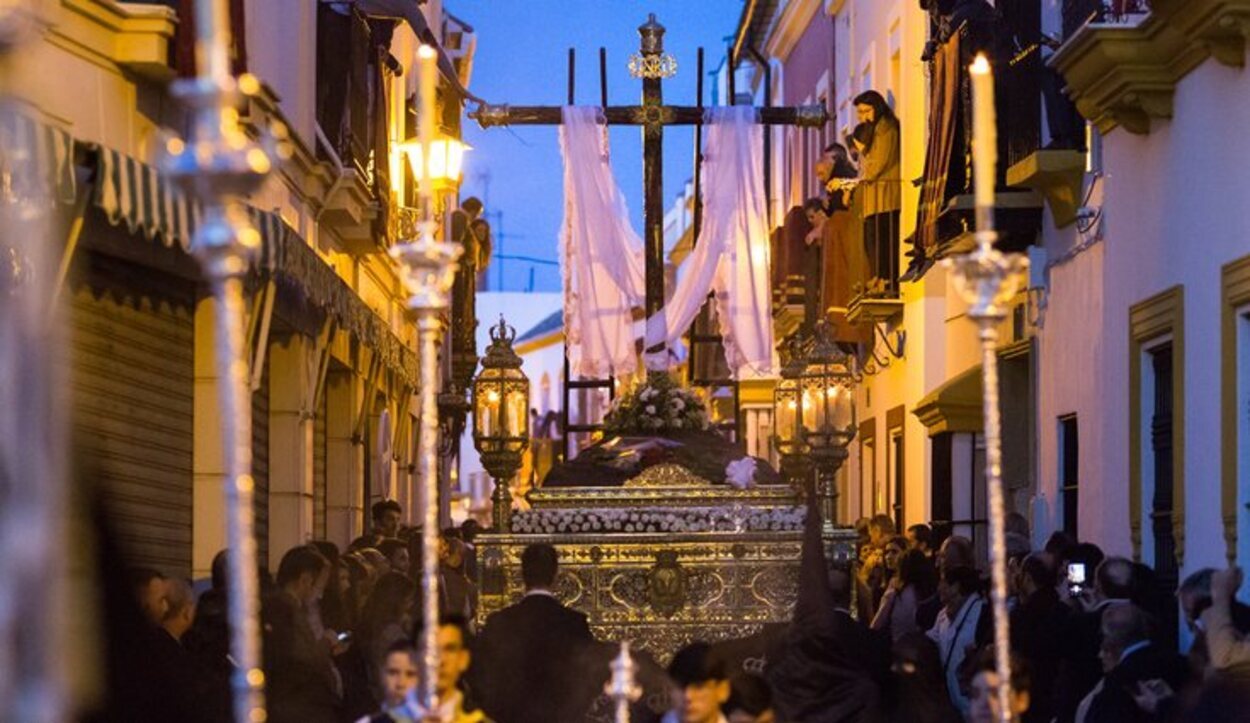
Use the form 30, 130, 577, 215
160, 4, 289, 719
947, 52, 1029, 723
605, 641, 642, 723
472, 317, 530, 532
390, 207, 462, 714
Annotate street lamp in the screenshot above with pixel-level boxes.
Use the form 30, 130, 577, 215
472, 316, 530, 532
798, 321, 857, 534
772, 333, 811, 490
401, 135, 469, 192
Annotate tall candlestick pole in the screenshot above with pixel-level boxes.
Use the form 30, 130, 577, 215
392, 43, 463, 715
0, 6, 68, 719
162, 1, 286, 721
946, 53, 1027, 723
606, 641, 641, 723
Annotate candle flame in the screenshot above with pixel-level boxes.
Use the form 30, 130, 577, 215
971, 54, 991, 75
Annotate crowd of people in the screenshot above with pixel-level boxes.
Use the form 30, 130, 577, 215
111, 500, 485, 723
105, 495, 1250, 723
807, 512, 1250, 722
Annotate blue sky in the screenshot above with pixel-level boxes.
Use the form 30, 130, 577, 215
452, 0, 743, 292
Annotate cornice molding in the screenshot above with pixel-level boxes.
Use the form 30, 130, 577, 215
764, 0, 823, 61
54, 0, 176, 80
1152, 0, 1250, 68
1051, 0, 1250, 135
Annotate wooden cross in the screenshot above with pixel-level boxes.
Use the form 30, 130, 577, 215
469, 14, 828, 325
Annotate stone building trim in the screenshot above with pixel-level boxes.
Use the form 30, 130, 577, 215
1128, 286, 1185, 565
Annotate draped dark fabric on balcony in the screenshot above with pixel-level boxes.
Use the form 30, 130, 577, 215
916, 32, 963, 254
818, 205, 871, 344
776, 206, 812, 305
315, 6, 394, 180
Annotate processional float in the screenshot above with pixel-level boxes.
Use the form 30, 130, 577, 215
467, 15, 859, 721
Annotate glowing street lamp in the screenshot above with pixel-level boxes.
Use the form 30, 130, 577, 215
401, 136, 469, 191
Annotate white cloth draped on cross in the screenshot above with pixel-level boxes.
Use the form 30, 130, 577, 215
558, 106, 647, 378
558, 105, 774, 379
643, 106, 774, 377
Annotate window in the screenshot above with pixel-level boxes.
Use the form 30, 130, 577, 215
860, 419, 877, 520
1130, 286, 1184, 650
933, 431, 989, 567
887, 405, 906, 529
1060, 415, 1079, 537
1129, 287, 1184, 566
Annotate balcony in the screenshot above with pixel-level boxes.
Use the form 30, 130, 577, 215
911, 15, 1045, 278
844, 187, 905, 327
1051, 0, 1249, 136
315, 3, 392, 252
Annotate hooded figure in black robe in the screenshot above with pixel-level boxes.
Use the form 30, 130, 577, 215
766, 487, 890, 722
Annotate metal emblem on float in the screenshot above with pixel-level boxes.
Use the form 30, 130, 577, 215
647, 551, 687, 618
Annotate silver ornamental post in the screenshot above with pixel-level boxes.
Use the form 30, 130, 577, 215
605, 641, 641, 723
944, 54, 1028, 723
390, 43, 463, 713
161, 1, 283, 721
0, 3, 68, 720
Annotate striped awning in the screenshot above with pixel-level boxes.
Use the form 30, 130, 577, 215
0, 107, 77, 205
93, 145, 205, 252
92, 145, 289, 270
88, 144, 418, 385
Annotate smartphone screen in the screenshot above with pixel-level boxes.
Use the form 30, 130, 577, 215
1068, 562, 1087, 586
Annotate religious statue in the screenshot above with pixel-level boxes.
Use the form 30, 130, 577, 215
449, 197, 488, 394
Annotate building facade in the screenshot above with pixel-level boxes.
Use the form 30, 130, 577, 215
1045, 0, 1250, 581
735, 0, 1250, 600
13, 0, 476, 579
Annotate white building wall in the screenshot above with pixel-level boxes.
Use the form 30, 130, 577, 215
1037, 241, 1107, 546
1091, 59, 1250, 571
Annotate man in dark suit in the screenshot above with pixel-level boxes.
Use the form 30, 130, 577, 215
1079, 603, 1189, 723
264, 546, 340, 723
472, 543, 595, 723
1010, 554, 1071, 723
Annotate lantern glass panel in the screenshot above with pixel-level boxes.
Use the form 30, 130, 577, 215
503, 378, 529, 446
473, 371, 506, 444
774, 379, 798, 445
831, 382, 854, 432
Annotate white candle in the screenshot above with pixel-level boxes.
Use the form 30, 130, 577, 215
780, 398, 796, 442
970, 54, 997, 217
480, 390, 499, 437
417, 44, 437, 214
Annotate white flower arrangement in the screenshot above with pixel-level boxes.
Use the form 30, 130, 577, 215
509, 505, 807, 535
604, 374, 711, 434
